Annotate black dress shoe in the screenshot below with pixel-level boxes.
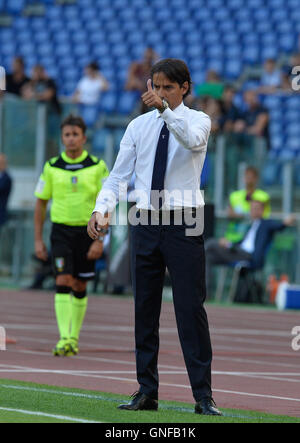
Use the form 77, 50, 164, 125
195, 398, 223, 416
118, 392, 158, 411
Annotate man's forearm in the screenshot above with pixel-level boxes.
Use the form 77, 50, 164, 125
34, 200, 47, 241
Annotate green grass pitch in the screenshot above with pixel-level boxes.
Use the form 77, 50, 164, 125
0, 379, 299, 423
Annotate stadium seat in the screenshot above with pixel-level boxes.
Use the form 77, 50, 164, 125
0, 0, 299, 128
118, 91, 140, 115
98, 92, 118, 114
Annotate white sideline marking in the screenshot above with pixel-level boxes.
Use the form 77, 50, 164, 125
2, 376, 300, 405
0, 323, 293, 337
0, 407, 101, 423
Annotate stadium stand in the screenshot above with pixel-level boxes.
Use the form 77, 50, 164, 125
0, 0, 300, 161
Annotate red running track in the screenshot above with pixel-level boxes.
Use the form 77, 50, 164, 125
0, 290, 300, 418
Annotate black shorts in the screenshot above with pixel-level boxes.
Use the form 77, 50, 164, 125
50, 223, 95, 281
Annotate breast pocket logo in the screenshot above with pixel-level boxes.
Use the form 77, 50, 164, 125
0, 66, 6, 91
55, 258, 65, 273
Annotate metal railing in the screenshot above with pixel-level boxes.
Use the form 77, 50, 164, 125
0, 96, 299, 284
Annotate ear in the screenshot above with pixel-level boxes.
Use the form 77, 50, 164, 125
181, 81, 189, 96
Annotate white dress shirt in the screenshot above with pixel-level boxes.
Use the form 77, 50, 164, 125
93, 102, 211, 215
240, 220, 261, 254
76, 76, 107, 105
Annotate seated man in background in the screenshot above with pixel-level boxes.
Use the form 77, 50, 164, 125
205, 200, 295, 298
226, 166, 271, 243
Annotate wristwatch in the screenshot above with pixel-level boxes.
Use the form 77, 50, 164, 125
97, 227, 109, 235
97, 227, 109, 242
159, 99, 169, 113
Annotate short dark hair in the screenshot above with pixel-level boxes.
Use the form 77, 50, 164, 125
60, 115, 87, 134
87, 62, 100, 71
150, 58, 192, 98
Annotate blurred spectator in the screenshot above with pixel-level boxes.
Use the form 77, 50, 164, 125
125, 47, 159, 114
0, 154, 12, 230
22, 65, 61, 113
225, 166, 271, 243
4, 57, 30, 97
193, 96, 223, 134
125, 48, 159, 94
256, 58, 282, 93
219, 85, 242, 132
205, 200, 295, 299
72, 62, 109, 105
234, 90, 269, 144
195, 70, 224, 99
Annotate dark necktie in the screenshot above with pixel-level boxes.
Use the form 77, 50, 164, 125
151, 122, 170, 209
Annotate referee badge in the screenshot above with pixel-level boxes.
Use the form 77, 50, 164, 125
55, 257, 65, 273
71, 176, 78, 192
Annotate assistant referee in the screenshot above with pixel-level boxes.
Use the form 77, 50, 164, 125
34, 115, 109, 356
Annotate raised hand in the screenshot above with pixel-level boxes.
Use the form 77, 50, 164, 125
141, 79, 163, 111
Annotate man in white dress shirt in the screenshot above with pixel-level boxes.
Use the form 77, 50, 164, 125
88, 58, 222, 416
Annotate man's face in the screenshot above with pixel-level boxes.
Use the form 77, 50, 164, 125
250, 201, 264, 219
264, 60, 275, 73
152, 72, 188, 110
244, 170, 258, 188
244, 90, 257, 107
61, 125, 86, 154
32, 66, 45, 81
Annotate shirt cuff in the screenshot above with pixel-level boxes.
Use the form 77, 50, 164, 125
161, 107, 178, 125
93, 202, 108, 217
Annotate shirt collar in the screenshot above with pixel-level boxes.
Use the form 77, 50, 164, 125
155, 101, 185, 119
61, 150, 88, 164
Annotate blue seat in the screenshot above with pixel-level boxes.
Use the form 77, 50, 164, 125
55, 43, 72, 57
78, 104, 99, 127
279, 34, 296, 52
18, 42, 35, 57
286, 137, 300, 151
0, 29, 14, 43
73, 43, 90, 58
12, 16, 28, 30
36, 42, 53, 57
92, 128, 110, 154
5, 0, 25, 14
0, 42, 16, 56
262, 95, 283, 108
286, 96, 300, 109
279, 149, 297, 160
118, 91, 139, 115
98, 92, 118, 114
224, 60, 242, 79
30, 17, 47, 31
242, 46, 259, 63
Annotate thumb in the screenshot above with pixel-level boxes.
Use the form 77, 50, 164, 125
147, 79, 153, 92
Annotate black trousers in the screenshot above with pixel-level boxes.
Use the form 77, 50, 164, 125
130, 212, 212, 402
